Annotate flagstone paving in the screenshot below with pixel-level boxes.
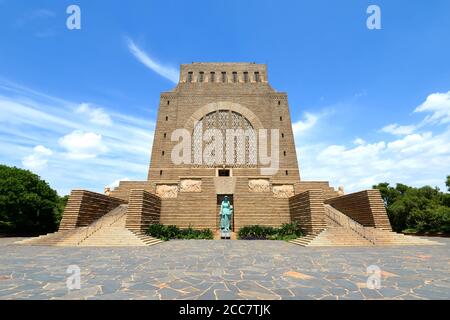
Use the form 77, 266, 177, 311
0, 238, 449, 300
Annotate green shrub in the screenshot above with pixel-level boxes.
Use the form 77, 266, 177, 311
238, 225, 275, 240
0, 165, 66, 235
238, 223, 303, 240
146, 224, 213, 240
276, 222, 303, 238
178, 226, 214, 240
407, 206, 450, 234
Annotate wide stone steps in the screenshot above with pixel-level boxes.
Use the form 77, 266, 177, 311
290, 227, 374, 247
290, 205, 444, 247
16, 205, 162, 247
308, 228, 374, 246
77, 227, 160, 247
289, 233, 321, 246
369, 229, 443, 246
76, 212, 162, 247
16, 229, 81, 246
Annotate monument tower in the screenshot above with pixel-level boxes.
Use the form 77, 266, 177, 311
30, 62, 432, 248
144, 62, 302, 230
110, 63, 340, 232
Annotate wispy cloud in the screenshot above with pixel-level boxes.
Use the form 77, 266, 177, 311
14, 8, 57, 37
0, 80, 154, 195
381, 123, 417, 135
76, 103, 113, 126
292, 112, 318, 135
298, 91, 450, 192
22, 145, 53, 170
126, 37, 179, 84
415, 91, 450, 125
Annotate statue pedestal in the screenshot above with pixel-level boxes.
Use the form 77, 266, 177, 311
221, 231, 231, 239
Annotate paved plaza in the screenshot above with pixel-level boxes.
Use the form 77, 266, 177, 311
0, 238, 449, 300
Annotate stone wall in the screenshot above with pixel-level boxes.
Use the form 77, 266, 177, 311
159, 177, 217, 230
109, 181, 153, 201
59, 190, 126, 231
126, 190, 161, 233
289, 190, 326, 234
324, 190, 392, 230
234, 178, 291, 230
295, 181, 339, 199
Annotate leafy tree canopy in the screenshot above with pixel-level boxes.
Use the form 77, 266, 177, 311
0, 165, 65, 235
373, 176, 450, 234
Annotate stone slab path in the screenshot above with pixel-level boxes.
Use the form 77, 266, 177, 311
0, 238, 449, 300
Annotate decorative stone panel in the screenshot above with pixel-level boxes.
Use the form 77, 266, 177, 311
156, 184, 178, 199
248, 179, 270, 193
272, 184, 295, 198
180, 179, 202, 193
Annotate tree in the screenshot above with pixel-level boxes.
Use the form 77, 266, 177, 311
373, 183, 400, 207
373, 177, 450, 234
0, 165, 64, 235
446, 175, 450, 192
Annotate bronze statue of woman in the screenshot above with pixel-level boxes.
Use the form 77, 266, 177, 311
219, 196, 233, 232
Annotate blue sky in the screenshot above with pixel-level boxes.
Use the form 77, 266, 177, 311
0, 0, 449, 195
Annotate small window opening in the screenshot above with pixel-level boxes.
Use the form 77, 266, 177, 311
218, 169, 230, 177
254, 72, 261, 82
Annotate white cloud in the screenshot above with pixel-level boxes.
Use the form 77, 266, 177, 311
126, 38, 179, 84
0, 80, 154, 195
59, 130, 107, 159
381, 123, 417, 135
299, 91, 450, 192
415, 91, 450, 124
22, 145, 52, 170
76, 103, 112, 126
292, 113, 318, 135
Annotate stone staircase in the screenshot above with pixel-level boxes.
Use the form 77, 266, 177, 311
369, 228, 441, 246
16, 205, 162, 247
289, 233, 322, 247
16, 228, 82, 246
77, 212, 162, 247
289, 204, 443, 247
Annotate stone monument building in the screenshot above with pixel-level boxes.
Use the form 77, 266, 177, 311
19, 63, 439, 247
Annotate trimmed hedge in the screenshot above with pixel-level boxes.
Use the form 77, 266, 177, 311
146, 224, 213, 241
238, 223, 303, 240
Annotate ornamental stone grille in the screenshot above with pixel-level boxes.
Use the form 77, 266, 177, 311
192, 110, 257, 167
